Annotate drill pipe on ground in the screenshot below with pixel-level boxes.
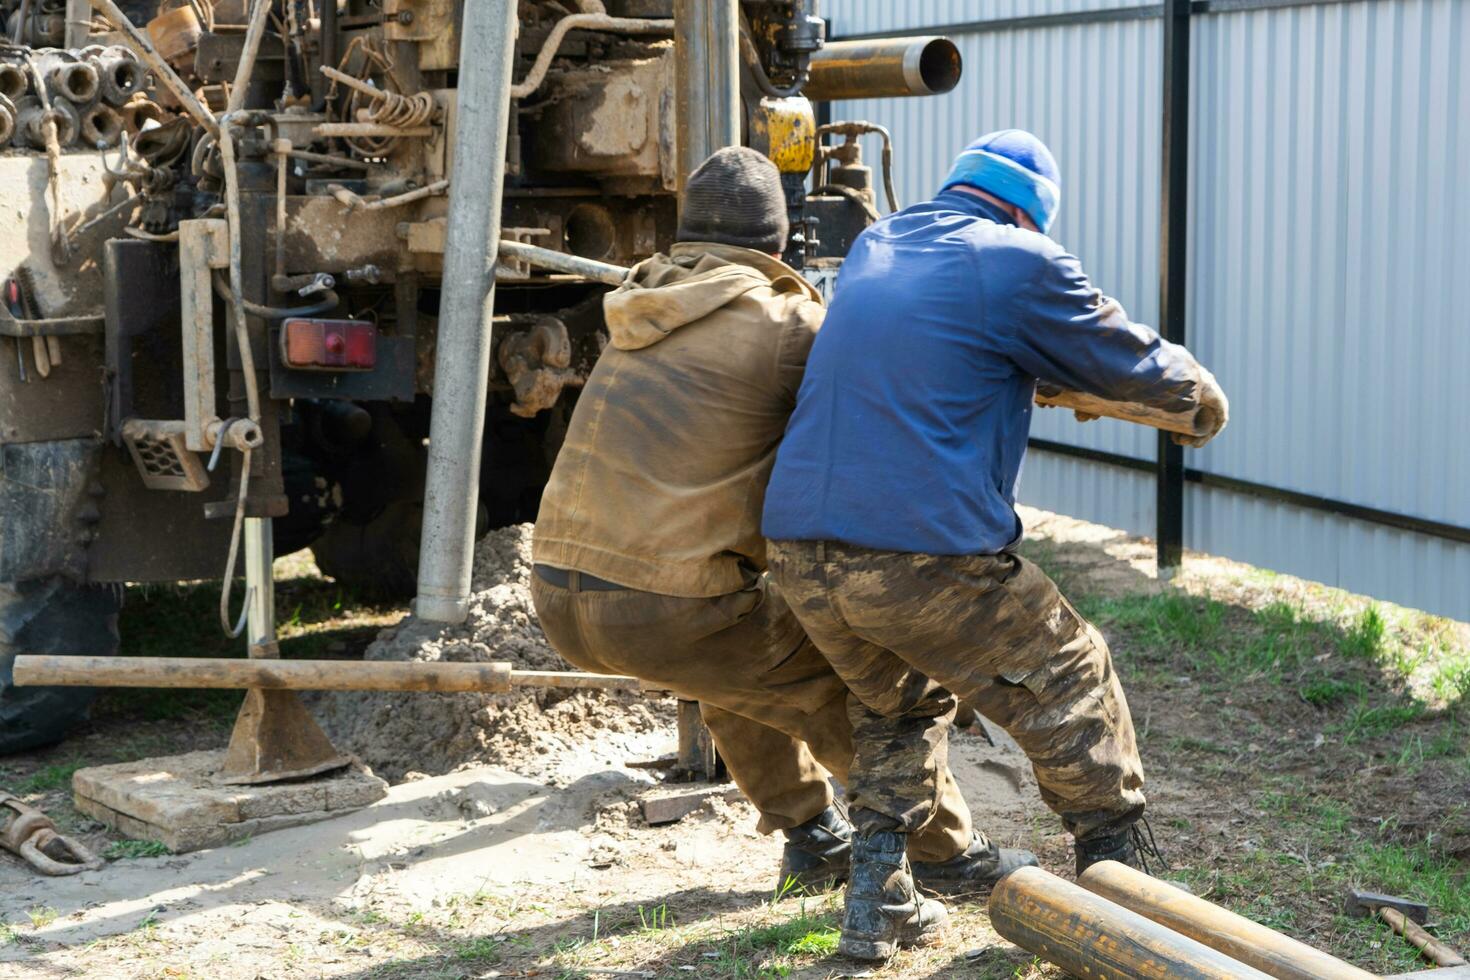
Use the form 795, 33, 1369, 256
13, 655, 647, 694
1078, 861, 1377, 980
989, 866, 1275, 979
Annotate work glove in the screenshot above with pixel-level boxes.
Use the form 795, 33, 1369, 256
1172, 367, 1228, 448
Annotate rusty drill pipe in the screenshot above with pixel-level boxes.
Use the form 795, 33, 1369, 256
0, 62, 27, 101
1079, 861, 1377, 980
989, 866, 1275, 980
803, 37, 962, 101
13, 655, 646, 694
498, 239, 628, 285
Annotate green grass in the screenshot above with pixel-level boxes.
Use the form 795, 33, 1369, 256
1339, 606, 1387, 659
14, 761, 82, 795
453, 937, 502, 961
104, 838, 170, 860
1340, 700, 1427, 742
1299, 677, 1365, 707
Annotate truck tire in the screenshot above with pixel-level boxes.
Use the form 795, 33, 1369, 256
0, 578, 120, 755
310, 499, 423, 597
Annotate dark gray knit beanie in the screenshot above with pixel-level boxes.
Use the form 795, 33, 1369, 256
677, 146, 790, 253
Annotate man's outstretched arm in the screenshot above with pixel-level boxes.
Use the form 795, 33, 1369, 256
999, 247, 1228, 447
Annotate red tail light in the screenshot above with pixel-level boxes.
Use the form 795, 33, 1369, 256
280, 319, 377, 371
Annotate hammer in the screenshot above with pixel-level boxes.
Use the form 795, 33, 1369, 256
1345, 889, 1468, 968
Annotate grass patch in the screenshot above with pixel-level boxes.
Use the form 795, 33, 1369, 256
105, 838, 170, 860
1340, 606, 1387, 659
25, 907, 58, 929
453, 937, 502, 961
14, 761, 82, 795
1299, 678, 1364, 707
1341, 700, 1427, 742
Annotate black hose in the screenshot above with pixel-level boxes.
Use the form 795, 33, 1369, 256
212, 271, 340, 319
315, 0, 337, 112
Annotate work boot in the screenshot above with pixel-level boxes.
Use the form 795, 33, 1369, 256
776, 802, 851, 893
1074, 816, 1165, 877
838, 829, 950, 961
911, 830, 1039, 896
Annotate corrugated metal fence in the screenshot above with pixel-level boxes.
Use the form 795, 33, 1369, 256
823, 0, 1470, 620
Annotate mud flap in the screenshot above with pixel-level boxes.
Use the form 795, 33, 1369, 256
0, 438, 101, 583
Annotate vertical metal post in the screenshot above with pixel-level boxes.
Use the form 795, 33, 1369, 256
673, 0, 740, 190
414, 1, 518, 624
243, 517, 274, 654
64, 0, 90, 48
670, 0, 740, 780
1156, 0, 1190, 577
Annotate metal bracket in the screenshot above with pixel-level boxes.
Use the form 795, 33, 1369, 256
120, 418, 211, 492
179, 219, 228, 452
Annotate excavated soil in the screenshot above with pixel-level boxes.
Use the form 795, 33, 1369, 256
309, 524, 673, 783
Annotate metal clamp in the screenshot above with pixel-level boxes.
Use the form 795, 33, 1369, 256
0, 795, 104, 876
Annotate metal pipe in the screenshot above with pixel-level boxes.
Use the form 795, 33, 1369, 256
413, 0, 518, 624
509, 13, 671, 99
673, 0, 739, 193
85, 0, 218, 136
64, 0, 90, 47
225, 0, 274, 116
317, 0, 337, 110
243, 517, 274, 654
313, 121, 433, 139
802, 36, 962, 101
1079, 861, 1376, 980
498, 239, 627, 285
12, 655, 644, 693
989, 866, 1275, 980
328, 178, 449, 212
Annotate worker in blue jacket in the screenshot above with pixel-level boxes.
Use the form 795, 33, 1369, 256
763, 130, 1228, 960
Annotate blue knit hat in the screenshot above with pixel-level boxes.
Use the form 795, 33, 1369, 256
940, 130, 1061, 234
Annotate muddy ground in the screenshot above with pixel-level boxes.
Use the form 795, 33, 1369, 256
1, 506, 1466, 979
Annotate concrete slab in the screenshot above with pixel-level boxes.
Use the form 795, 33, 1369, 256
72, 749, 387, 853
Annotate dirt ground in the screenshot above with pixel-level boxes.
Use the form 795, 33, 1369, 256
1, 506, 1466, 979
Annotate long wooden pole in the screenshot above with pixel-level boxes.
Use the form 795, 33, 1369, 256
1079, 861, 1377, 980
988, 866, 1274, 980
12, 655, 644, 694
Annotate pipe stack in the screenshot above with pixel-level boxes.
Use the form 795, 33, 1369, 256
0, 43, 159, 150
988, 863, 1379, 979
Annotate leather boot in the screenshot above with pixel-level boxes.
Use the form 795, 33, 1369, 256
838, 829, 949, 961
912, 830, 1038, 895
1075, 816, 1164, 876
776, 802, 851, 893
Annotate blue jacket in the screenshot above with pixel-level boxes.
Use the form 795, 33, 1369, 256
762, 189, 1203, 555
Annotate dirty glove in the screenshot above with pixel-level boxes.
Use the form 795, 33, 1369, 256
1172, 367, 1228, 448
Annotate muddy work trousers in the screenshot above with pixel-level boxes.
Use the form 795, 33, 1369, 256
766, 541, 1146, 841
530, 570, 972, 861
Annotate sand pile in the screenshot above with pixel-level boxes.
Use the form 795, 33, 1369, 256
311, 524, 673, 783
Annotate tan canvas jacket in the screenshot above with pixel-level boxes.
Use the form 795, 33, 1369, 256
533, 242, 823, 597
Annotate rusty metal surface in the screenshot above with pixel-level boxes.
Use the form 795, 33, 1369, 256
217, 688, 351, 785
527, 48, 676, 189
282, 195, 406, 274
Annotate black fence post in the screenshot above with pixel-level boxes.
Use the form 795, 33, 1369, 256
1156, 0, 1190, 576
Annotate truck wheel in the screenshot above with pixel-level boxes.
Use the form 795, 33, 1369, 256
310, 500, 424, 597
0, 578, 120, 755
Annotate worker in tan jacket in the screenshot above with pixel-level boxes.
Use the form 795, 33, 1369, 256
532, 147, 1035, 893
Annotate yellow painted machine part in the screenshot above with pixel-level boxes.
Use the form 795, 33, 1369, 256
752, 96, 815, 174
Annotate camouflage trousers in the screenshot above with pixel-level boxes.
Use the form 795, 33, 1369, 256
530, 571, 974, 860
766, 540, 1146, 841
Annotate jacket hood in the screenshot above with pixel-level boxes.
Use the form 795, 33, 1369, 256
602, 242, 820, 350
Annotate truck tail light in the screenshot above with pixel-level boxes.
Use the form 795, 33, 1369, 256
280, 318, 377, 371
